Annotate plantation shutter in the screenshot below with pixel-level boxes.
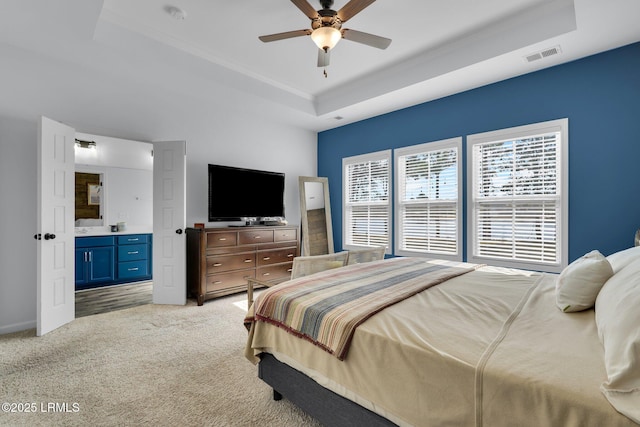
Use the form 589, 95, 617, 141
343, 151, 391, 250
396, 139, 460, 258
471, 129, 563, 266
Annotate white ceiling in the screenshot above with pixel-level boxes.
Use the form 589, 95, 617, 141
2, 0, 640, 131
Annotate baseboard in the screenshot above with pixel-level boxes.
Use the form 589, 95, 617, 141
0, 319, 36, 335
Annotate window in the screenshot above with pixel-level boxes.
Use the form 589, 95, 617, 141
395, 138, 462, 260
343, 150, 391, 252
467, 119, 568, 272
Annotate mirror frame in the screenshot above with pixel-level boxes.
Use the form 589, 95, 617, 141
299, 176, 334, 256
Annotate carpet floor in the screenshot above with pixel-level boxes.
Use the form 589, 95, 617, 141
0, 293, 321, 427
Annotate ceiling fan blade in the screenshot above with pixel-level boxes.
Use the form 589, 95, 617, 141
337, 0, 376, 22
317, 48, 330, 67
290, 0, 319, 19
259, 29, 312, 43
342, 28, 391, 49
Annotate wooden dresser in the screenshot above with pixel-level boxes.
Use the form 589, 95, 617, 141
186, 226, 299, 305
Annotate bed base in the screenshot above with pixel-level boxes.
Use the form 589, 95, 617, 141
258, 353, 396, 427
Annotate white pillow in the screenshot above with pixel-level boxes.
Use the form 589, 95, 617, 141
595, 262, 640, 423
606, 245, 640, 274
556, 250, 613, 312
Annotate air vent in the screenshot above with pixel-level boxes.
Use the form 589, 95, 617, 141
524, 45, 562, 63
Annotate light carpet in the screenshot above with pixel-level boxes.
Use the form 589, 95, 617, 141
0, 293, 321, 427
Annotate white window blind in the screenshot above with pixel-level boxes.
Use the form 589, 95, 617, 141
395, 138, 461, 259
343, 151, 391, 251
468, 119, 568, 272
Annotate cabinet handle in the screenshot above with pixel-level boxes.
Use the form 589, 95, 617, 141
287, 254, 294, 257
244, 259, 252, 263
254, 235, 262, 239
213, 280, 222, 285
128, 267, 139, 271
262, 272, 271, 276
127, 238, 139, 242
128, 251, 139, 255
88, 252, 92, 263
263, 257, 271, 261
287, 268, 293, 273
213, 263, 222, 267
218, 238, 227, 241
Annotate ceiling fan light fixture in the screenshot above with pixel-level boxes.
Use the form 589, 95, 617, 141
311, 27, 341, 51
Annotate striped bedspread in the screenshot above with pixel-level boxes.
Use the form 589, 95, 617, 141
248, 257, 479, 360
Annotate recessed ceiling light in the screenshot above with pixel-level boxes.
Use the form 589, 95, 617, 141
165, 5, 187, 20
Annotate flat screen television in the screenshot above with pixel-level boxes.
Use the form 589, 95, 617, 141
208, 164, 285, 223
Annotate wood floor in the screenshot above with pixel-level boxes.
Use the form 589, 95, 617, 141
75, 281, 153, 318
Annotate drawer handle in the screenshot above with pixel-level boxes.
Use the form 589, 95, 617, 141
128, 267, 139, 271
263, 257, 271, 261
128, 251, 139, 255
262, 272, 271, 276
244, 259, 252, 263
213, 263, 223, 267
213, 280, 222, 284
254, 235, 262, 239
219, 237, 227, 241
287, 268, 293, 273
287, 254, 294, 258
127, 238, 140, 242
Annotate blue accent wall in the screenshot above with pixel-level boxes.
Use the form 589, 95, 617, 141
318, 42, 640, 262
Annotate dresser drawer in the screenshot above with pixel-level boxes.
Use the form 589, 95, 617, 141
255, 263, 293, 282
256, 247, 296, 266
206, 269, 254, 293
206, 232, 238, 248
117, 234, 150, 245
207, 253, 255, 274
239, 229, 274, 245
118, 244, 148, 262
118, 260, 149, 279
76, 236, 115, 248
274, 228, 298, 242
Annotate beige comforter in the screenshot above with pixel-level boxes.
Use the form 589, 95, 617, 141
245, 260, 638, 427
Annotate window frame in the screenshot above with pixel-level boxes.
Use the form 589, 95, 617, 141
394, 137, 463, 260
466, 118, 568, 273
342, 150, 392, 254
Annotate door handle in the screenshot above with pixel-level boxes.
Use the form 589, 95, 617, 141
176, 229, 183, 234
33, 234, 42, 240
44, 233, 56, 240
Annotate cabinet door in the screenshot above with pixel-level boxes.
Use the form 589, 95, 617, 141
88, 246, 115, 284
75, 248, 88, 286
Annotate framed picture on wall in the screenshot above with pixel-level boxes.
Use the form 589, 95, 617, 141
88, 183, 101, 205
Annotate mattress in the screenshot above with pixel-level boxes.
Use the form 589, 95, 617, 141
245, 260, 637, 427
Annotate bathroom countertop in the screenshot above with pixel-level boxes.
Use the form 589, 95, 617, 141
75, 226, 153, 237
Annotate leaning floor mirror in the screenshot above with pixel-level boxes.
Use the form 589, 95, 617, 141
299, 176, 334, 256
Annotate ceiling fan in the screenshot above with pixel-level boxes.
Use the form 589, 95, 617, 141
258, 0, 391, 69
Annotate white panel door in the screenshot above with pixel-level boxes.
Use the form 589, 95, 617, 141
37, 116, 76, 336
152, 140, 187, 305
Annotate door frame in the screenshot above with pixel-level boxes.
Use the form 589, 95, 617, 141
37, 118, 187, 335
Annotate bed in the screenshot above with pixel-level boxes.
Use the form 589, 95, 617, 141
244, 252, 640, 427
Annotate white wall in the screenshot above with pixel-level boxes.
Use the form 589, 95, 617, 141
0, 44, 317, 334
0, 116, 38, 334
105, 167, 153, 227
